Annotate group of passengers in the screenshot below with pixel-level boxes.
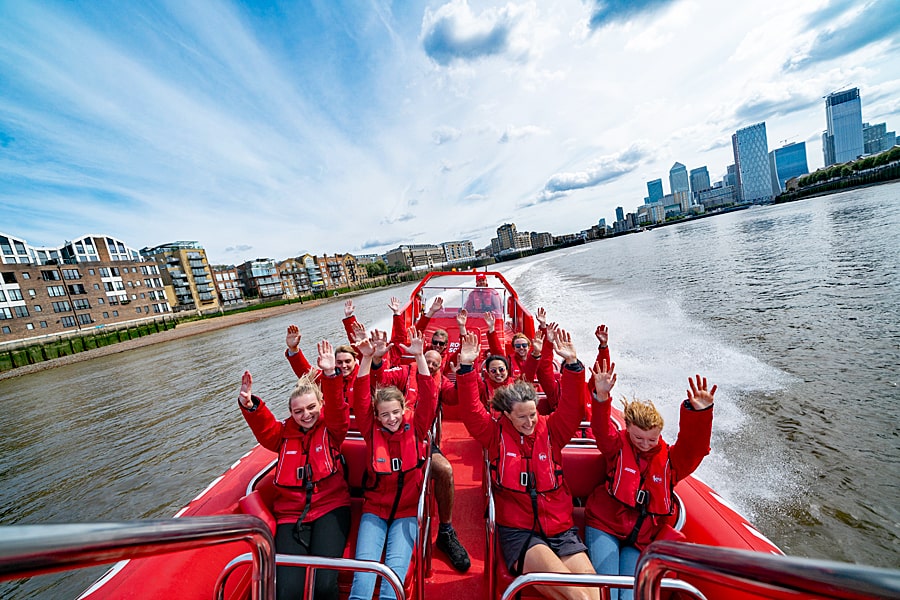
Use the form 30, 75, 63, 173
237, 275, 716, 600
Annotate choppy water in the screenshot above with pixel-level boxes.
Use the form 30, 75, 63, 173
1, 183, 898, 597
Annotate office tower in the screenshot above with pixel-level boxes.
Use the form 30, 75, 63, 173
689, 166, 711, 196
615, 206, 624, 222
768, 142, 809, 193
646, 179, 664, 203
669, 163, 690, 195
732, 122, 773, 203
823, 88, 864, 165
723, 164, 737, 188
863, 122, 897, 155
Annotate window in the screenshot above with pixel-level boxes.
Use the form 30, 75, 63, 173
1, 326, 10, 334
97, 298, 104, 305
48, 285, 66, 297
140, 293, 146, 299
102, 312, 109, 318
60, 316, 77, 328
73, 299, 90, 310
0, 307, 11, 319
21, 272, 30, 280
88, 269, 95, 275
108, 296, 118, 305
62, 268, 80, 280
26, 323, 34, 330
136, 307, 141, 314
41, 270, 60, 281
100, 268, 110, 277
39, 321, 47, 328
78, 314, 92, 325
7, 289, 22, 301
34, 304, 42, 312
52, 301, 71, 313
112, 310, 119, 317
28, 289, 35, 297
111, 267, 120, 276
127, 281, 133, 288
2, 272, 17, 284
93, 283, 100, 290
67, 284, 87, 295
13, 306, 28, 318
0, 290, 5, 302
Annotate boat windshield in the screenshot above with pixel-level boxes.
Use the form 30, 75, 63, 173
417, 274, 508, 316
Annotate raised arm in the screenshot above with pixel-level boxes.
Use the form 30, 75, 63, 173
669, 374, 716, 480
399, 327, 428, 376
285, 325, 312, 377
548, 328, 586, 444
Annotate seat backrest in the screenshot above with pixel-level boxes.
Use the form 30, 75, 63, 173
340, 436, 369, 492
238, 490, 277, 535
561, 445, 607, 501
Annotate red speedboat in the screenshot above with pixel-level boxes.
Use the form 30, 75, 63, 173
3, 271, 894, 600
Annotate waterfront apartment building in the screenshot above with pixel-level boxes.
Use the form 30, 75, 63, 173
863, 122, 897, 155
669, 163, 690, 195
1, 232, 172, 343
646, 179, 664, 203
732, 122, 773, 203
441, 240, 475, 263
530, 231, 554, 249
210, 266, 244, 307
823, 88, 864, 166
689, 166, 711, 197
385, 244, 445, 271
237, 259, 283, 298
698, 185, 736, 210
141, 242, 221, 315
768, 142, 809, 194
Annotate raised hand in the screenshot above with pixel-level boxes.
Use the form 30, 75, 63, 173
388, 296, 401, 315
370, 329, 392, 359
356, 336, 376, 358
238, 370, 254, 409
553, 327, 578, 364
595, 324, 609, 347
426, 297, 444, 317
456, 308, 468, 328
591, 359, 617, 400
317, 340, 336, 372
483, 311, 496, 333
536, 307, 547, 328
350, 320, 367, 344
531, 330, 544, 355
687, 374, 717, 410
399, 326, 425, 356
344, 299, 355, 318
459, 331, 481, 365
285, 325, 301, 352
545, 322, 560, 347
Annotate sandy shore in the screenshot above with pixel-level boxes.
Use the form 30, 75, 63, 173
0, 296, 344, 381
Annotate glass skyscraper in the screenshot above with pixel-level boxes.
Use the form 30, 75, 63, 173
689, 166, 710, 195
669, 162, 690, 195
823, 88, 864, 165
646, 178, 663, 203
732, 122, 773, 203
768, 142, 809, 193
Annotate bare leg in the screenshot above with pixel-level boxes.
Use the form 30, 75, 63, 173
522, 546, 600, 600
431, 452, 454, 524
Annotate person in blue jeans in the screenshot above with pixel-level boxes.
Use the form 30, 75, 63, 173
349, 328, 437, 600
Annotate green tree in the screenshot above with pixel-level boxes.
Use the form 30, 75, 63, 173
886, 146, 900, 162
840, 165, 853, 177
364, 261, 388, 277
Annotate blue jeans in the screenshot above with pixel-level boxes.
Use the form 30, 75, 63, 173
585, 526, 641, 600
348, 513, 417, 600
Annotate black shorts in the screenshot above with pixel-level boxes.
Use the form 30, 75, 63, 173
497, 525, 587, 574
430, 441, 443, 455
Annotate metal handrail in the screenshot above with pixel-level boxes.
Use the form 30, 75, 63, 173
416, 437, 434, 599
500, 572, 706, 600
0, 516, 275, 600
216, 552, 405, 600
635, 540, 900, 600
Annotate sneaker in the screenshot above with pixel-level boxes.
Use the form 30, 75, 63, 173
436, 528, 471, 572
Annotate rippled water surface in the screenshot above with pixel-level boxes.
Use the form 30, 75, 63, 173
2, 183, 898, 597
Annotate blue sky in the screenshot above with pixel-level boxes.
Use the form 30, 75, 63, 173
1, 0, 898, 265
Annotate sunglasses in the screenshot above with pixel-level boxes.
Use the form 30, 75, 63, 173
431, 340, 447, 347
488, 366, 507, 374
513, 343, 529, 349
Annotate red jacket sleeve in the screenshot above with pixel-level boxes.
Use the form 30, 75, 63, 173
668, 402, 713, 482
593, 345, 611, 370
321, 373, 350, 446
414, 370, 438, 440
388, 313, 407, 367
415, 314, 431, 334
342, 315, 360, 344
547, 364, 586, 451
241, 397, 285, 454
591, 392, 622, 456
439, 374, 458, 406
456, 369, 494, 448
285, 348, 312, 379
536, 345, 560, 415
487, 329, 504, 356
352, 373, 375, 439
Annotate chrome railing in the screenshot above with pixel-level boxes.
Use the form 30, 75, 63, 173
636, 540, 900, 600
500, 572, 706, 600
216, 552, 405, 600
0, 516, 274, 599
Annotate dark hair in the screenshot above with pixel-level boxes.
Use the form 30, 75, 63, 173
485, 354, 509, 371
492, 380, 537, 413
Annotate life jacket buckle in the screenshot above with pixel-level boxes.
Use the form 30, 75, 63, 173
391, 457, 402, 472
520, 472, 530, 488
297, 464, 312, 482
635, 489, 648, 506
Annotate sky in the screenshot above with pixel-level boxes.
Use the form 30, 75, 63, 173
1, 0, 899, 265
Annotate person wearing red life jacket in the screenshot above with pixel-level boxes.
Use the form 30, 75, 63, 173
284, 324, 359, 405
463, 272, 502, 314
585, 360, 716, 600
456, 329, 601, 600
367, 330, 470, 572
238, 340, 351, 600
349, 327, 437, 600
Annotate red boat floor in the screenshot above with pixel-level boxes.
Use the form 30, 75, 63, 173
427, 418, 487, 597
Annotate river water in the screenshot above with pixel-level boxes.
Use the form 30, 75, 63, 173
1, 183, 898, 598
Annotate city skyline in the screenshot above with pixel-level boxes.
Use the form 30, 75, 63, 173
2, 0, 899, 265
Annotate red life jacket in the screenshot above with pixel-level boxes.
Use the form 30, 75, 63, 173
371, 415, 426, 476
609, 433, 674, 516
274, 422, 341, 489
492, 417, 563, 493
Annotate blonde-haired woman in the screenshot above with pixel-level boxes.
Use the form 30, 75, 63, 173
584, 360, 716, 600
238, 340, 351, 600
